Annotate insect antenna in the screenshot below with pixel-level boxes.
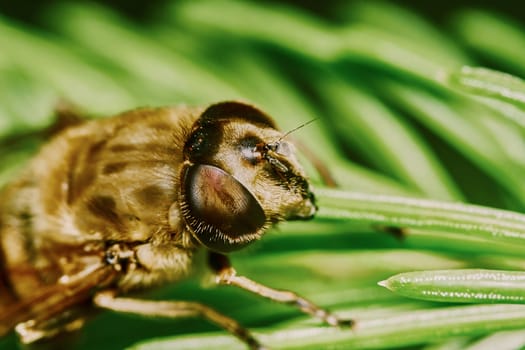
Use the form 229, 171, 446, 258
265, 118, 319, 152
277, 118, 319, 143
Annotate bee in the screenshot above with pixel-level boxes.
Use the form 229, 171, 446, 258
0, 101, 350, 349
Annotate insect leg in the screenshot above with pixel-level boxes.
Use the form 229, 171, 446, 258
15, 310, 87, 345
208, 252, 353, 327
93, 290, 267, 350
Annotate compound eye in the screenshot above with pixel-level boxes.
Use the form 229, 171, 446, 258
181, 164, 266, 252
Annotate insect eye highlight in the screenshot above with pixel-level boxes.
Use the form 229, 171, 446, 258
238, 136, 264, 165
238, 137, 292, 173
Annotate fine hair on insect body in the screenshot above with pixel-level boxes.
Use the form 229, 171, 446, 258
0, 101, 351, 349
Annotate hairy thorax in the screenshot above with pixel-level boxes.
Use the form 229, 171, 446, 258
0, 106, 204, 297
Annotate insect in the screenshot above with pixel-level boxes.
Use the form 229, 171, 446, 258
0, 101, 350, 349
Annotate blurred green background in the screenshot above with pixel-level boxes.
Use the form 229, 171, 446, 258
2, 1, 525, 349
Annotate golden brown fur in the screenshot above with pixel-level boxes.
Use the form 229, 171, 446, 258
0, 102, 317, 344
0, 107, 202, 299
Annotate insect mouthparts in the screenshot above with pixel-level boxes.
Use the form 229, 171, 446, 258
0, 101, 346, 350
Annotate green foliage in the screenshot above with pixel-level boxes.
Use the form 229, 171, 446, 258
2, 1, 525, 349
